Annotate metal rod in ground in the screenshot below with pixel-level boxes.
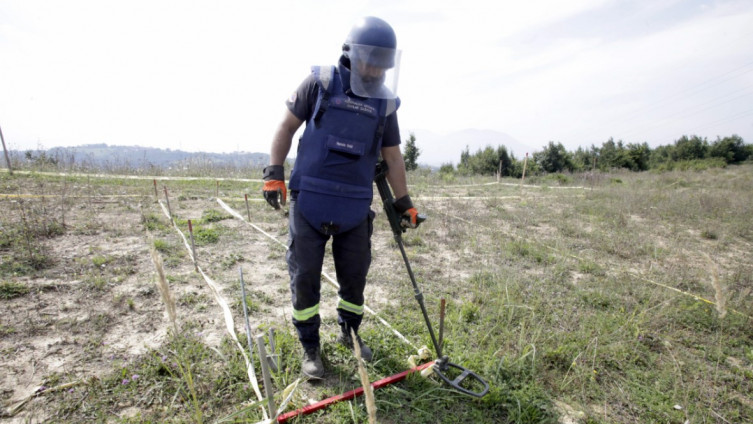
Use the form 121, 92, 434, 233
244, 194, 251, 221
216, 180, 219, 198
239, 268, 255, 365
0, 124, 13, 175
187, 219, 198, 271
438, 298, 446, 354
276, 361, 436, 423
163, 186, 172, 219
256, 334, 276, 418
267, 328, 278, 372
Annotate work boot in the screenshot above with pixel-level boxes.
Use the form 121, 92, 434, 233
337, 330, 373, 362
301, 346, 324, 379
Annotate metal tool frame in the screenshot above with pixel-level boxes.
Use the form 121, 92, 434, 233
375, 161, 489, 398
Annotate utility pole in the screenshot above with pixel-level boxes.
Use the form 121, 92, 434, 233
0, 125, 13, 175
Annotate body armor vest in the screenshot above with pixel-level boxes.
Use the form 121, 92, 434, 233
289, 65, 399, 235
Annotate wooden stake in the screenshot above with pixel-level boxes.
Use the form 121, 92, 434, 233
244, 194, 251, 221
215, 180, 219, 198
521, 152, 529, 185
0, 124, 12, 175
61, 178, 67, 228
187, 219, 198, 271
163, 186, 172, 219
153, 179, 158, 200
353, 329, 377, 424
40, 189, 49, 235
87, 175, 92, 209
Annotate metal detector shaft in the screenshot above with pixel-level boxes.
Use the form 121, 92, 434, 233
375, 161, 489, 398
374, 162, 441, 357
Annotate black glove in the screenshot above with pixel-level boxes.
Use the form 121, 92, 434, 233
262, 165, 286, 210
393, 195, 421, 228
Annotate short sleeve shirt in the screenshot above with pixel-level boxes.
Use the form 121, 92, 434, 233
285, 74, 402, 148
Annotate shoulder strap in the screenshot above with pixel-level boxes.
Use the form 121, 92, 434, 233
312, 66, 336, 127
372, 97, 400, 154
317, 66, 334, 92
385, 98, 398, 116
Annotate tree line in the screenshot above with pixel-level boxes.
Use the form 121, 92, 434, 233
402, 134, 751, 177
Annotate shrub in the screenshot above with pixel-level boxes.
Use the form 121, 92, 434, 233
439, 163, 455, 174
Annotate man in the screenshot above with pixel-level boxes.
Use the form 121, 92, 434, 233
262, 16, 420, 379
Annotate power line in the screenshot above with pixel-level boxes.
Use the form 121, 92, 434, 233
620, 60, 753, 123
690, 109, 753, 136
620, 86, 753, 140
561, 47, 753, 145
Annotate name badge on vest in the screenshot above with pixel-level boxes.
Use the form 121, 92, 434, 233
330, 96, 378, 118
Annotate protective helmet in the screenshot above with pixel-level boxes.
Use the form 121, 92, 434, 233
342, 16, 400, 99
343, 16, 397, 68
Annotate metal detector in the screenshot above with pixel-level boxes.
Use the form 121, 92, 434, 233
374, 161, 489, 398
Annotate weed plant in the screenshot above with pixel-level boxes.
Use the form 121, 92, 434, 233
0, 198, 61, 276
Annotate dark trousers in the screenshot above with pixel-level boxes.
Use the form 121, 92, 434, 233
287, 200, 374, 350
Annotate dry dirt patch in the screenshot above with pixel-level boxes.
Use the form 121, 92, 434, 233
1, 181, 428, 421
0, 186, 287, 418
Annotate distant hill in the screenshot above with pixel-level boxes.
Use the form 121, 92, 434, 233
21, 144, 270, 169
12, 129, 535, 170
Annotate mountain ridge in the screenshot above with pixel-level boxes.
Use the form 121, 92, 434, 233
11, 128, 536, 169
13, 144, 270, 169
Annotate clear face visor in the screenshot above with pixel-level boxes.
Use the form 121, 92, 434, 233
348, 44, 401, 99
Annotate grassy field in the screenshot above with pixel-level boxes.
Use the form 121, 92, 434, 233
1, 164, 751, 423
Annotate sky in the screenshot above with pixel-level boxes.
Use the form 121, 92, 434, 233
1, 0, 752, 165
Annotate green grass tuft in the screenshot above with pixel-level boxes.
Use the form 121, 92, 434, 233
0, 281, 31, 299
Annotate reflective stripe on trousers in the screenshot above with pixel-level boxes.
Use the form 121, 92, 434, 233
287, 200, 374, 349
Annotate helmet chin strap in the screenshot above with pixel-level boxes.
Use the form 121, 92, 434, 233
337, 59, 357, 97
339, 55, 351, 69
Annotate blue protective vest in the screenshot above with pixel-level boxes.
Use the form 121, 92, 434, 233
289, 64, 399, 235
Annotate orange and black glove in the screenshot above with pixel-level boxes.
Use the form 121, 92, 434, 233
393, 195, 420, 229
262, 165, 287, 210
